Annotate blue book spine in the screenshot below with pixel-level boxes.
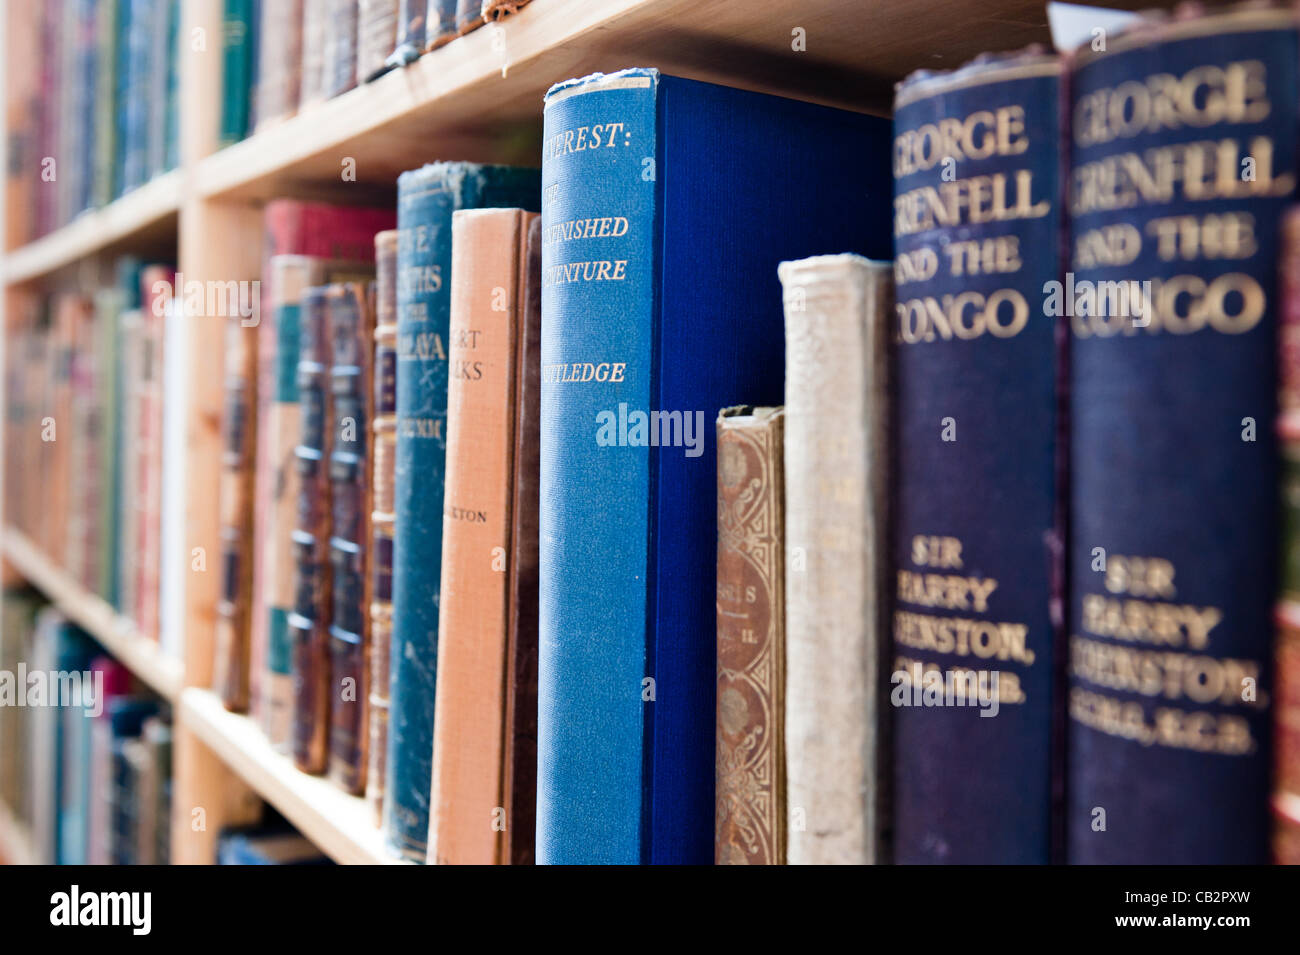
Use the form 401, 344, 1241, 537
538, 69, 893, 864
1067, 12, 1298, 864
387, 0, 424, 66
384, 161, 540, 861
890, 53, 1063, 864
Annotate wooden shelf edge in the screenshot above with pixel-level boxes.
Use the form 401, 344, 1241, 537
2, 169, 182, 285
2, 529, 183, 702
0, 801, 36, 865
178, 687, 406, 865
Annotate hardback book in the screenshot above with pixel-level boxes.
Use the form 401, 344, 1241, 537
1067, 6, 1297, 864
145, 0, 175, 179
427, 207, 540, 865
120, 0, 153, 193
252, 201, 393, 737
136, 266, 174, 642
217, 825, 332, 864
537, 68, 891, 864
424, 0, 458, 49
36, 0, 62, 234
65, 657, 132, 865
781, 256, 892, 865
93, 281, 126, 606
327, 282, 376, 794
4, 0, 40, 245
387, 0, 425, 66
214, 301, 258, 711
321, 0, 359, 99
92, 0, 121, 207
159, 294, 190, 660
357, 0, 399, 82
255, 0, 303, 129
143, 715, 173, 863
299, 0, 328, 109
384, 161, 540, 861
219, 0, 256, 146
715, 405, 786, 866
64, 293, 100, 590
261, 255, 326, 749
44, 296, 80, 567
107, 697, 160, 865
291, 285, 335, 774
891, 49, 1062, 864
0, 589, 40, 817
367, 230, 399, 824
117, 307, 143, 624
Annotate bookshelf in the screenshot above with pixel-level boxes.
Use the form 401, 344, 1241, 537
0, 0, 1178, 865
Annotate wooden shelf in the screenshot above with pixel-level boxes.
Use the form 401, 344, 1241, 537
179, 687, 404, 865
2, 529, 183, 702
2, 170, 182, 285
0, 801, 36, 865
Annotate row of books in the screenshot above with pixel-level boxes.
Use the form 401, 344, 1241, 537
5, 260, 187, 658
0, 591, 172, 865
219, 0, 533, 146
6, 0, 181, 245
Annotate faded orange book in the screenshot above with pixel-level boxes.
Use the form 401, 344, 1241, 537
427, 208, 539, 865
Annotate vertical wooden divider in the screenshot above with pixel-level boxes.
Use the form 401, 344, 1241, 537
171, 0, 261, 864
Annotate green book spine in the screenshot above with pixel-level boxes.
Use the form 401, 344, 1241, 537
219, 0, 254, 147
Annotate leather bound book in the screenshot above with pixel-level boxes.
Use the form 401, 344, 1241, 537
261, 256, 326, 748
892, 50, 1062, 864
300, 0, 328, 109
255, 0, 303, 130
483, 1, 533, 24
501, 215, 543, 865
387, 0, 425, 66
322, 0, 359, 99
452, 0, 483, 37
538, 69, 891, 864
780, 256, 891, 865
427, 207, 539, 865
215, 301, 257, 711
715, 405, 785, 866
425, 0, 458, 48
327, 283, 376, 794
367, 230, 400, 824
358, 0, 399, 83
117, 307, 143, 623
291, 285, 334, 773
219, 0, 255, 147
1067, 7, 1297, 864
136, 267, 174, 642
385, 162, 540, 861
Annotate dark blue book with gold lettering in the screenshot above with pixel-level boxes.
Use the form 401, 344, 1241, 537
538, 68, 892, 864
1067, 7, 1298, 864
384, 161, 539, 862
891, 50, 1063, 864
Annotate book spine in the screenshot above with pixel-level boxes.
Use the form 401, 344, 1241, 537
537, 72, 658, 864
135, 271, 173, 641
219, 0, 254, 146
366, 230, 399, 824
501, 215, 543, 865
715, 405, 786, 865
299, 0, 327, 108
428, 208, 533, 864
261, 257, 320, 749
388, 0, 424, 65
255, 0, 302, 129
424, 0, 457, 49
117, 309, 142, 622
326, 283, 374, 794
146, 0, 170, 178
214, 302, 257, 709
1066, 13, 1298, 864
356, 0, 398, 83
1277, 211, 1300, 864
385, 161, 540, 860
92, 0, 119, 206
322, 0, 359, 99
94, 288, 124, 603
291, 286, 333, 773
453, 0, 483, 36
780, 256, 891, 865
891, 55, 1062, 863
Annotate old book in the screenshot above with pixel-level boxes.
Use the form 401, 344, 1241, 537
483, 0, 532, 23
424, 0, 457, 49
291, 285, 334, 773
1066, 6, 1296, 864
159, 293, 189, 660
219, 0, 256, 146
537, 68, 891, 864
357, 0, 399, 82
299, 0, 328, 109
779, 255, 891, 865
891, 49, 1062, 864
366, 230, 399, 825
64, 293, 100, 591
384, 162, 539, 861
387, 0, 425, 66
327, 283, 375, 793
255, 0, 302, 129
1277, 213, 1300, 865
117, 307, 143, 623
427, 207, 539, 865
322, 0, 359, 98
214, 302, 257, 710
135, 267, 173, 642
715, 405, 785, 866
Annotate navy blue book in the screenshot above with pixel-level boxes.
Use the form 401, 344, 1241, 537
890, 51, 1062, 864
538, 68, 892, 864
1067, 8, 1298, 864
384, 161, 540, 861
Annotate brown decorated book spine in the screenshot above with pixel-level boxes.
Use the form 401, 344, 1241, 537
290, 286, 333, 773
327, 283, 375, 794
136, 270, 173, 643
501, 215, 542, 865
214, 306, 257, 710
366, 230, 399, 824
715, 405, 786, 865
117, 309, 143, 623
255, 0, 303, 130
428, 208, 537, 864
